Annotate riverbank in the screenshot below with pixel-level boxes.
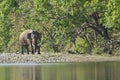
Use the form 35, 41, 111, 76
0, 53, 120, 63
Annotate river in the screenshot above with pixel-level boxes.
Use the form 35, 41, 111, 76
0, 61, 120, 80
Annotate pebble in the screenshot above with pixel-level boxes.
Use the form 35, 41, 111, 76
0, 53, 69, 63
1, 53, 120, 63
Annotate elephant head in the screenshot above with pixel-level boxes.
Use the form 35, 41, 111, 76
27, 30, 41, 54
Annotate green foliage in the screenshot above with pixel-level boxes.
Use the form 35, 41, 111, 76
0, 0, 120, 54
75, 37, 89, 54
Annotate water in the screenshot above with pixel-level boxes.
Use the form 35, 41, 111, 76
0, 62, 120, 80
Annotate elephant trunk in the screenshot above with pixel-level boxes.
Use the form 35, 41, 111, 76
32, 39, 38, 53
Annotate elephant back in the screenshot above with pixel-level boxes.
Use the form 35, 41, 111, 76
19, 30, 33, 45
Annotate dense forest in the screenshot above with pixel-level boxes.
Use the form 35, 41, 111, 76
0, 0, 120, 55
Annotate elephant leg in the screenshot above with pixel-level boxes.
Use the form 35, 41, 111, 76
21, 46, 24, 54
37, 46, 40, 54
25, 45, 29, 54
35, 46, 37, 53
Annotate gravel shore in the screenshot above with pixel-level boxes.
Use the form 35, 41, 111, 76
0, 53, 120, 63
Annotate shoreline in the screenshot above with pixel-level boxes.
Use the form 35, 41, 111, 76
0, 53, 120, 63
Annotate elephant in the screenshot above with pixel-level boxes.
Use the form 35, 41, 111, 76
19, 30, 41, 54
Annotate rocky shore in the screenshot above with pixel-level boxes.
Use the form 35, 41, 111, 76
0, 53, 120, 63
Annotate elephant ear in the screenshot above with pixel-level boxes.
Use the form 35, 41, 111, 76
33, 31, 41, 39
27, 33, 32, 39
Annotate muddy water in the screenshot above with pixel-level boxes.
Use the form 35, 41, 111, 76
0, 62, 120, 80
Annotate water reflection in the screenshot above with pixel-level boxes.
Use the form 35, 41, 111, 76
0, 62, 120, 80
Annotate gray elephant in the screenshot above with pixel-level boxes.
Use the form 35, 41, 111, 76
19, 30, 41, 54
